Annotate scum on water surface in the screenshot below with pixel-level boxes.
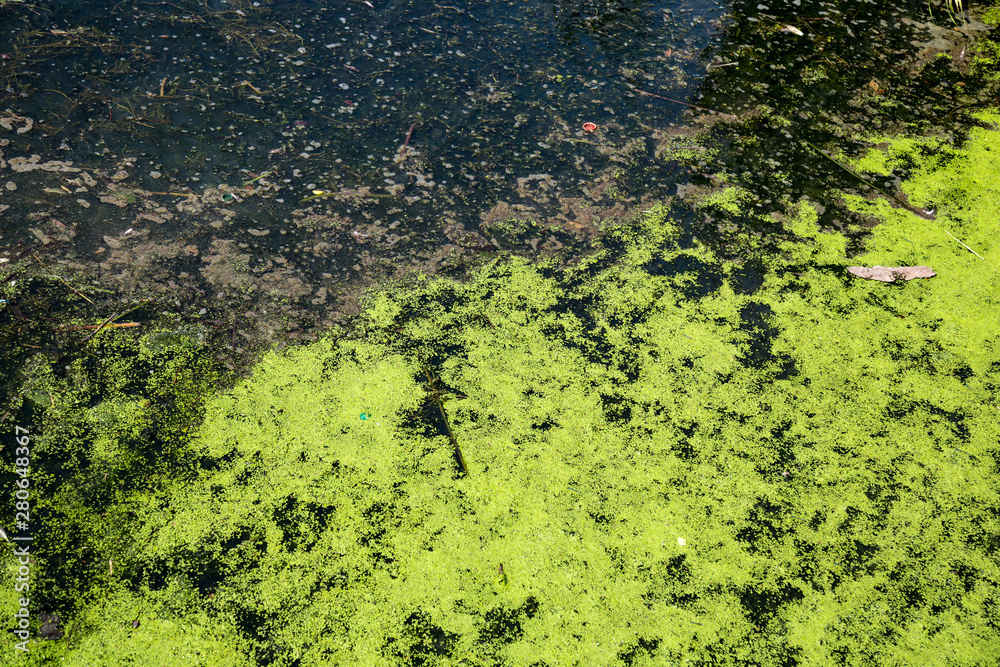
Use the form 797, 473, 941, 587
0, 0, 994, 352
3, 112, 998, 665
0, 0, 727, 347
1, 0, 1000, 663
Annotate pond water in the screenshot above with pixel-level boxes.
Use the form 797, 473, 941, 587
0, 0, 987, 346
4, 0, 726, 194
1, 1, 997, 660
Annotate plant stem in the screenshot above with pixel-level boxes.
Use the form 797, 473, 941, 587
422, 366, 469, 475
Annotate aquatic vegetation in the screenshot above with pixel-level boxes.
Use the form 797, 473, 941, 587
0, 321, 223, 655
967, 0, 1000, 91
5, 114, 997, 665
2, 0, 995, 356
2, 0, 1000, 664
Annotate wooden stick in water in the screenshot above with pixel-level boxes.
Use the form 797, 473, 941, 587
403, 122, 417, 149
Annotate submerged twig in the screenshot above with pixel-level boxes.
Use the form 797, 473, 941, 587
62, 322, 140, 331
796, 137, 937, 220
633, 88, 726, 114
82, 300, 152, 343
32, 254, 95, 304
422, 366, 469, 475
402, 122, 417, 149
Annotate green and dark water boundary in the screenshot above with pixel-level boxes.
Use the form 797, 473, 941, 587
1, 0, 1000, 664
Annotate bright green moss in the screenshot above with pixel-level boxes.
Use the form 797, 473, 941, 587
778, 199, 847, 263
0, 326, 223, 658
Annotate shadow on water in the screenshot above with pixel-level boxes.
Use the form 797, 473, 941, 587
1, 0, 997, 659
0, 0, 991, 347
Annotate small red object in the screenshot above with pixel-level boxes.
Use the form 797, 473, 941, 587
582, 122, 597, 132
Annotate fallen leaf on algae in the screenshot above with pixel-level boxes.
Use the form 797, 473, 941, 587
847, 265, 936, 282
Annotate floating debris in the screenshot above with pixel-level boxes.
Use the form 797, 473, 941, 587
847, 266, 936, 282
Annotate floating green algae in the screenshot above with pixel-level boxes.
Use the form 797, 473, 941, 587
4, 118, 1000, 666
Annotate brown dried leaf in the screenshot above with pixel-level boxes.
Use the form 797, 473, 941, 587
847, 265, 936, 282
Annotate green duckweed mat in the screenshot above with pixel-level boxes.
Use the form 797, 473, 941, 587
3, 113, 999, 666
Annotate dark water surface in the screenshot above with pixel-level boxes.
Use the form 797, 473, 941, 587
1, 0, 723, 218
0, 0, 986, 342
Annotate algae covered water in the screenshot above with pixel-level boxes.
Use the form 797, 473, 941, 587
1, 0, 999, 664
